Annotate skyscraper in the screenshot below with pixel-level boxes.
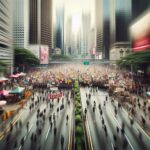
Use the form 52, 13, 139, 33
29, 0, 53, 54
81, 12, 91, 56
0, 0, 13, 73
55, 6, 64, 54
103, 0, 110, 60
95, 0, 103, 54
109, 0, 132, 51
13, 0, 29, 48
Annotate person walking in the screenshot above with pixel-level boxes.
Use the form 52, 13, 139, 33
61, 134, 64, 150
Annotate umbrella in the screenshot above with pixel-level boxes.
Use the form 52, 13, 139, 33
0, 77, 9, 82
9, 87, 25, 94
10, 74, 20, 78
19, 72, 26, 76
0, 100, 7, 106
0, 90, 9, 96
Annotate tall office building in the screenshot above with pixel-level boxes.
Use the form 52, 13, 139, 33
109, 0, 132, 62
64, 17, 72, 55
13, 0, 29, 48
103, 0, 110, 60
0, 0, 13, 73
55, 6, 64, 54
81, 12, 91, 56
110, 0, 131, 44
95, 0, 103, 54
29, 0, 53, 54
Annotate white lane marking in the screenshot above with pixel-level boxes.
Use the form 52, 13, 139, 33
18, 146, 22, 150
86, 116, 94, 150
45, 126, 50, 141
122, 108, 150, 141
108, 109, 135, 150
28, 124, 33, 134
111, 142, 115, 150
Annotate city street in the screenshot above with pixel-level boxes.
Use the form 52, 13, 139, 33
0, 89, 73, 150
80, 87, 150, 150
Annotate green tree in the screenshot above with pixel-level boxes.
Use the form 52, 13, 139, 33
14, 48, 40, 72
118, 50, 150, 75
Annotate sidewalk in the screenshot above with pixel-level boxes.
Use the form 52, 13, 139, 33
0, 98, 30, 140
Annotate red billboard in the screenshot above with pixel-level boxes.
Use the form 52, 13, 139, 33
130, 11, 150, 52
40, 45, 49, 64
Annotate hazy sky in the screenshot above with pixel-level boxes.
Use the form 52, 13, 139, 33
53, 0, 95, 29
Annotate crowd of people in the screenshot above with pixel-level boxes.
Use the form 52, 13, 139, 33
0, 63, 150, 149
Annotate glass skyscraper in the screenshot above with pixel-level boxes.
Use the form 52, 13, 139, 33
0, 0, 13, 73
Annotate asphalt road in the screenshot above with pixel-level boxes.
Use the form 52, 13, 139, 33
0, 89, 73, 150
80, 87, 150, 150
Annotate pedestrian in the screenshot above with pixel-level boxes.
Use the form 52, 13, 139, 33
116, 126, 119, 133
50, 121, 53, 130
19, 120, 22, 128
61, 134, 64, 150
20, 137, 24, 146
6, 133, 11, 143
54, 127, 57, 136
113, 134, 117, 142
26, 121, 29, 131
10, 123, 13, 132
106, 96, 108, 101
66, 115, 69, 124
13, 140, 18, 149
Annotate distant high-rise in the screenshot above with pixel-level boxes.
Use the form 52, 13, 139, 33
0, 0, 13, 73
29, 0, 53, 54
103, 0, 110, 60
13, 0, 29, 48
81, 12, 91, 56
64, 17, 72, 55
55, 6, 64, 54
95, 0, 103, 54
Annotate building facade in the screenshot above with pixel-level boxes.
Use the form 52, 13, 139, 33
29, 0, 53, 56
0, 0, 13, 73
109, 0, 132, 62
55, 6, 64, 54
95, 0, 103, 54
13, 0, 29, 48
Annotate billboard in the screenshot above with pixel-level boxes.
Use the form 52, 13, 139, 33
130, 11, 150, 52
40, 45, 49, 64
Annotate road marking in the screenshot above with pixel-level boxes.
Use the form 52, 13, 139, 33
111, 142, 114, 150
68, 111, 72, 150
86, 116, 94, 150
108, 109, 135, 150
45, 126, 50, 141
122, 108, 150, 141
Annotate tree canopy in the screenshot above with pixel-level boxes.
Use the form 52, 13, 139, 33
118, 50, 150, 66
117, 50, 150, 73
14, 48, 40, 67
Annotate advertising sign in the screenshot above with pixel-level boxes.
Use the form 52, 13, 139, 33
40, 45, 49, 64
48, 92, 63, 99
130, 11, 150, 52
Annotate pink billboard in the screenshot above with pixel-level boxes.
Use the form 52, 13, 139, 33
40, 45, 49, 64
130, 11, 150, 52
